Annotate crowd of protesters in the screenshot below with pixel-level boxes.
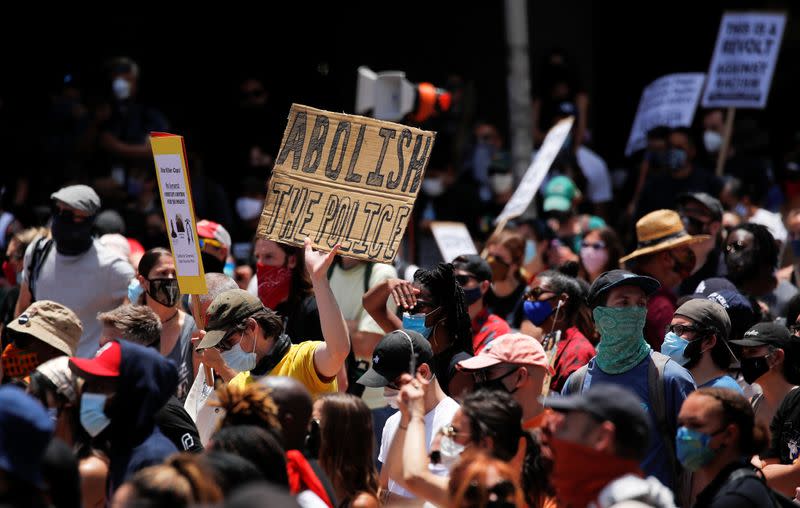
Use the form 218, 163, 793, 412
2, 50, 800, 508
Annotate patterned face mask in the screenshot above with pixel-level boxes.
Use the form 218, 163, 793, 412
1, 343, 39, 379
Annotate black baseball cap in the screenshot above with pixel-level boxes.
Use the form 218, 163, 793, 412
730, 322, 791, 348
674, 299, 731, 339
357, 330, 433, 387
453, 254, 492, 282
544, 384, 650, 455
677, 192, 723, 222
586, 270, 660, 308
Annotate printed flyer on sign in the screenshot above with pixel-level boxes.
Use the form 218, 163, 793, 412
150, 133, 207, 294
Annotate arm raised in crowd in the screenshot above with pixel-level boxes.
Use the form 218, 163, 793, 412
399, 373, 449, 506
305, 238, 350, 379
362, 278, 420, 333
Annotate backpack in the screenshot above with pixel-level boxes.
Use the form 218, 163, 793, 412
327, 261, 374, 397
565, 351, 691, 505
726, 467, 796, 508
27, 238, 54, 303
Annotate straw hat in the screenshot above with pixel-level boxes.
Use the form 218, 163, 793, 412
619, 209, 710, 264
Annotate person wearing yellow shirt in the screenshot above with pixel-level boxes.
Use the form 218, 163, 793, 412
195, 238, 349, 397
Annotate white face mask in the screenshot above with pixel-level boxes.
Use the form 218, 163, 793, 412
580, 246, 609, 274
489, 173, 514, 194
383, 387, 400, 409
236, 197, 264, 221
112, 77, 131, 100
422, 178, 446, 197
703, 130, 723, 154
221, 330, 257, 372
439, 435, 466, 468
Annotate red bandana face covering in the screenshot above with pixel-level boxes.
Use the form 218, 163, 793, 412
2, 343, 39, 379
549, 436, 642, 508
257, 263, 293, 310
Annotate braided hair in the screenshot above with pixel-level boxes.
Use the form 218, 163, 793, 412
414, 262, 473, 354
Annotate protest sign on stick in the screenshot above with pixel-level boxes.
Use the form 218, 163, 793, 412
701, 12, 786, 175
430, 221, 477, 262
625, 73, 706, 157
150, 132, 211, 384
257, 104, 435, 263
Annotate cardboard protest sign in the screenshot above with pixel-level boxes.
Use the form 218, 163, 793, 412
625, 73, 706, 156
701, 12, 786, 109
430, 221, 477, 262
496, 116, 574, 224
150, 133, 207, 295
257, 104, 435, 263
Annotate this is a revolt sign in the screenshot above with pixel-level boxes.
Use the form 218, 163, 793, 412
257, 104, 435, 263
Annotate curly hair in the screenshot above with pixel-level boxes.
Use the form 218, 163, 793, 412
213, 382, 282, 440
414, 262, 473, 354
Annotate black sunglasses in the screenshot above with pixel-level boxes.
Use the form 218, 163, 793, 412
526, 286, 556, 301
455, 273, 479, 286
666, 324, 706, 336
464, 480, 516, 506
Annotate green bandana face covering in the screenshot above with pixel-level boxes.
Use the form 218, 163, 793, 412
593, 306, 651, 374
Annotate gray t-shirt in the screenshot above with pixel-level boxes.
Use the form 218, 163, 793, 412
22, 239, 135, 357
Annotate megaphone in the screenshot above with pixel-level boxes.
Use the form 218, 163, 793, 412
355, 66, 452, 123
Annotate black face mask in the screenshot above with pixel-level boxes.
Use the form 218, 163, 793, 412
201, 252, 225, 274
147, 278, 180, 308
740, 355, 771, 384
475, 369, 519, 394
51, 213, 95, 255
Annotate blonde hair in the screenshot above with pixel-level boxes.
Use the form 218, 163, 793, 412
127, 454, 222, 507
214, 382, 282, 436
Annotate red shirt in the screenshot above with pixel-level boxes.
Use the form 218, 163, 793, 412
471, 308, 511, 354
645, 286, 677, 351
550, 327, 596, 393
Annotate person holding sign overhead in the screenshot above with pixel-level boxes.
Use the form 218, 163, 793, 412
195, 238, 348, 398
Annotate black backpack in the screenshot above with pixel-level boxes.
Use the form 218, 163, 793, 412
726, 467, 796, 508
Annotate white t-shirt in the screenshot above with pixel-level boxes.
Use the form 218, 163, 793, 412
750, 208, 788, 243
378, 396, 460, 498
22, 239, 135, 357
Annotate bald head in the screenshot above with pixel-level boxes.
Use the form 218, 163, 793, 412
259, 376, 313, 450
194, 273, 239, 322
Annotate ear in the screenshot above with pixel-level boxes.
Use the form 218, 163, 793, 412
594, 421, 617, 454
772, 348, 785, 368
514, 366, 528, 389
708, 221, 722, 237
703, 334, 718, 351
479, 435, 495, 452
137, 274, 147, 286
480, 280, 491, 294
558, 293, 569, 307
287, 254, 297, 270
417, 363, 432, 381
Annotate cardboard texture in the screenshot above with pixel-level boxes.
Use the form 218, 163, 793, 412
257, 104, 436, 263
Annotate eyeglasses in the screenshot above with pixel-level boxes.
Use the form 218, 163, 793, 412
581, 241, 606, 250
526, 286, 556, 301
666, 324, 705, 337
487, 255, 510, 267
455, 273, 479, 286
215, 327, 244, 352
439, 424, 465, 438
681, 215, 711, 236
473, 366, 518, 384
407, 299, 436, 315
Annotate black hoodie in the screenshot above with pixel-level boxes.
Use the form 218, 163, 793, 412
108, 341, 179, 494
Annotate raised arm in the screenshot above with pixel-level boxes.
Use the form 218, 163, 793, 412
362, 278, 419, 333
305, 238, 350, 379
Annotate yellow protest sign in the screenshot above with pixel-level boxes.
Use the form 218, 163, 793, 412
150, 133, 207, 295
257, 104, 436, 263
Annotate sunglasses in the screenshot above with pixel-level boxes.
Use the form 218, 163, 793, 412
407, 299, 436, 315
455, 273, 479, 286
526, 286, 556, 301
199, 238, 224, 250
666, 324, 706, 336
681, 215, 711, 235
581, 241, 606, 250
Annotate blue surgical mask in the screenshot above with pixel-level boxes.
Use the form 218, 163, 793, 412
523, 299, 554, 327
402, 313, 432, 339
128, 278, 144, 303
80, 393, 111, 438
666, 148, 688, 171
734, 203, 748, 217
221, 333, 258, 372
676, 426, 719, 471
660, 331, 690, 366
463, 286, 483, 306
524, 240, 537, 264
